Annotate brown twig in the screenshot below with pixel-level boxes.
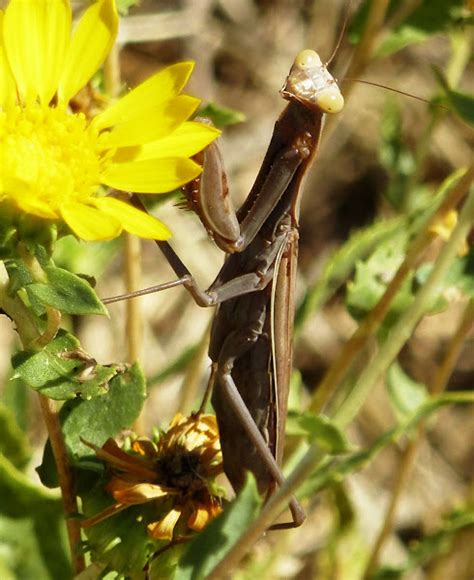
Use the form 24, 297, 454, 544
38, 395, 85, 574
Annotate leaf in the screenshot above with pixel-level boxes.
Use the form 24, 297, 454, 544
444, 87, 474, 125
37, 364, 146, 488
379, 99, 420, 211
26, 265, 107, 316
59, 363, 146, 461
176, 475, 262, 580
286, 412, 351, 454
198, 102, 245, 128
0, 402, 31, 470
387, 362, 428, 423
376, 0, 466, 57
12, 330, 124, 401
432, 67, 474, 125
295, 217, 404, 330
345, 232, 414, 336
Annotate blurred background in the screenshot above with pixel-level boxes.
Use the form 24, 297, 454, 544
0, 1, 472, 578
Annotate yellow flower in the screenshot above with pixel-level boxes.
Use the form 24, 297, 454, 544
429, 210, 468, 256
82, 413, 224, 541
0, 0, 219, 241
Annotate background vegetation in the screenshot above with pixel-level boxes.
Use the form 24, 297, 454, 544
0, 0, 472, 578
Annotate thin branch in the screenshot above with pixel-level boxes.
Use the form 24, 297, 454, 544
38, 395, 85, 574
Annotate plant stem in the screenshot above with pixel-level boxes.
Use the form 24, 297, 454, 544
362, 299, 474, 578
38, 395, 85, 574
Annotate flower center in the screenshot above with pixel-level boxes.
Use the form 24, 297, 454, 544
0, 104, 103, 217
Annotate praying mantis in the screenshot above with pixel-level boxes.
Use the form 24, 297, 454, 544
109, 49, 344, 528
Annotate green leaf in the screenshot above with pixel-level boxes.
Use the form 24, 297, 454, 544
379, 99, 435, 213
37, 364, 145, 487
376, 0, 466, 57
12, 330, 124, 401
36, 440, 59, 489
345, 232, 414, 336
387, 362, 428, 422
286, 412, 351, 454
0, 402, 31, 469
59, 363, 146, 461
198, 102, 246, 128
295, 217, 404, 330
26, 265, 107, 316
176, 475, 262, 580
432, 67, 474, 125
444, 87, 474, 125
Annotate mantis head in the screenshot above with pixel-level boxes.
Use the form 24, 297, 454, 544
281, 49, 344, 114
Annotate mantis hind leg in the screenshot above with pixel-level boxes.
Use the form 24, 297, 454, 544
218, 370, 305, 528
212, 323, 305, 529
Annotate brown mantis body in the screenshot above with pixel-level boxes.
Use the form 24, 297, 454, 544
109, 50, 344, 527
157, 51, 343, 527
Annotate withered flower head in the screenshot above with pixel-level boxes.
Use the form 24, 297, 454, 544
82, 413, 224, 541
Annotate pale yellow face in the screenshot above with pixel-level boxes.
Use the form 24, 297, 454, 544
282, 49, 344, 114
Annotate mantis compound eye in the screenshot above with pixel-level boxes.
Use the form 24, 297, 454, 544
315, 85, 344, 114
294, 49, 323, 69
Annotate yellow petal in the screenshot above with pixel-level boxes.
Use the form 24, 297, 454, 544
11, 191, 59, 219
0, 12, 17, 108
187, 506, 212, 532
93, 197, 172, 240
37, 0, 71, 104
60, 201, 122, 241
101, 157, 202, 194
93, 61, 195, 131
115, 122, 221, 163
112, 482, 169, 505
148, 508, 182, 541
58, 0, 118, 104
3, 0, 70, 103
102, 95, 200, 149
